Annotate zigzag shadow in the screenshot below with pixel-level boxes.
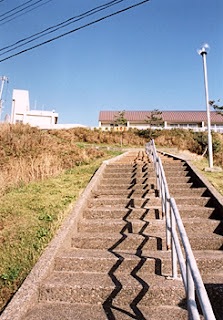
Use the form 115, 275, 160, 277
103, 163, 160, 319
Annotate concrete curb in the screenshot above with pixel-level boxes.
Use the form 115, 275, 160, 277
157, 150, 223, 210
0, 151, 129, 320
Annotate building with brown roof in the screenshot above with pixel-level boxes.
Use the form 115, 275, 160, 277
99, 111, 223, 132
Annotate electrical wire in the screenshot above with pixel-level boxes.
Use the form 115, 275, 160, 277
0, 0, 53, 26
0, 0, 150, 63
0, 0, 51, 22
0, 0, 34, 18
0, 0, 124, 55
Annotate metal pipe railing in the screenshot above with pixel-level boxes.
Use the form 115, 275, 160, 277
145, 140, 216, 320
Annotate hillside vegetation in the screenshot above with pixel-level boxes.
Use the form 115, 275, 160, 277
0, 124, 222, 195
0, 124, 105, 195
49, 127, 223, 166
0, 123, 222, 312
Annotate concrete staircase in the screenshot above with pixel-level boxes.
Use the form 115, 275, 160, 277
21, 151, 189, 320
160, 153, 223, 320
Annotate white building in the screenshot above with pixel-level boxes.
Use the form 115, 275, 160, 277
11, 89, 58, 128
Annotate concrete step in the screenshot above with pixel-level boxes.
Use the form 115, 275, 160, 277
54, 248, 223, 276
174, 196, 211, 206
104, 166, 154, 173
187, 234, 223, 250
39, 272, 185, 307
100, 177, 157, 185
71, 233, 165, 251
84, 208, 162, 220
54, 249, 169, 274
194, 250, 223, 274
78, 219, 165, 234
168, 182, 194, 189
164, 171, 190, 177
183, 219, 223, 235
169, 188, 207, 197
97, 183, 156, 190
93, 189, 157, 197
104, 169, 155, 176
177, 205, 215, 219
88, 197, 162, 208
22, 303, 189, 320
166, 176, 192, 183
102, 172, 156, 179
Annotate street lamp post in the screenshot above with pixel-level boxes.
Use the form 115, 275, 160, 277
197, 43, 213, 168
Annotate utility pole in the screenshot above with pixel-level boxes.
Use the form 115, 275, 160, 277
197, 44, 213, 168
0, 76, 9, 122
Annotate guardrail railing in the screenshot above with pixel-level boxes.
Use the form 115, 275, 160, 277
145, 139, 216, 320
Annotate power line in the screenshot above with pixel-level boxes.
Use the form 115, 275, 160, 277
0, 0, 51, 23
0, 0, 124, 55
0, 0, 53, 26
0, 0, 150, 63
0, 0, 34, 18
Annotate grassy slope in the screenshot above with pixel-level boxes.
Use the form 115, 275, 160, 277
0, 153, 121, 313
192, 158, 223, 196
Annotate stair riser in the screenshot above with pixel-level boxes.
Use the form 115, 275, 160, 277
168, 183, 194, 189
177, 208, 214, 219
166, 177, 191, 183
78, 222, 165, 234
84, 209, 162, 220
104, 169, 154, 174
93, 190, 156, 197
103, 173, 156, 179
100, 178, 157, 185
189, 238, 223, 250
97, 184, 155, 190
54, 255, 223, 276
71, 237, 164, 251
174, 198, 210, 206
196, 259, 223, 274
171, 191, 207, 198
88, 199, 161, 207
39, 285, 185, 307
184, 221, 222, 234
164, 172, 190, 177
54, 257, 157, 274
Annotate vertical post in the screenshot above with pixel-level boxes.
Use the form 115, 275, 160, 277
201, 50, 213, 168
165, 198, 171, 250
186, 259, 195, 320
171, 206, 177, 278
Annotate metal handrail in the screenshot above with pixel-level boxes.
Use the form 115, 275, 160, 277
145, 140, 216, 320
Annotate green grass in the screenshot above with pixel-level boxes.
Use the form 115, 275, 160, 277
192, 158, 223, 196
0, 152, 120, 312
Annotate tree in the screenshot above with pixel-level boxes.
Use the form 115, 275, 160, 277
209, 100, 223, 116
145, 109, 163, 139
114, 111, 127, 147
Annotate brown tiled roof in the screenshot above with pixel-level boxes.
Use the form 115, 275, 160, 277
99, 111, 223, 123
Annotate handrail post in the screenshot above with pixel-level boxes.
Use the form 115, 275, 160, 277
156, 158, 160, 196
165, 198, 171, 250
171, 205, 178, 279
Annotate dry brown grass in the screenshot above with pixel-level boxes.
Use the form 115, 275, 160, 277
48, 127, 146, 146
0, 123, 105, 194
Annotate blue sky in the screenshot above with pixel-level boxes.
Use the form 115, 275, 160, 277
0, 0, 222, 126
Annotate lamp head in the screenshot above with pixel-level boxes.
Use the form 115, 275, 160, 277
197, 43, 210, 55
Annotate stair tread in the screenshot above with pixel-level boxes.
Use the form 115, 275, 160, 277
41, 272, 184, 289
22, 302, 188, 320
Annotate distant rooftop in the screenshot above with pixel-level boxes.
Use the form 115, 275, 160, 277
99, 111, 223, 123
